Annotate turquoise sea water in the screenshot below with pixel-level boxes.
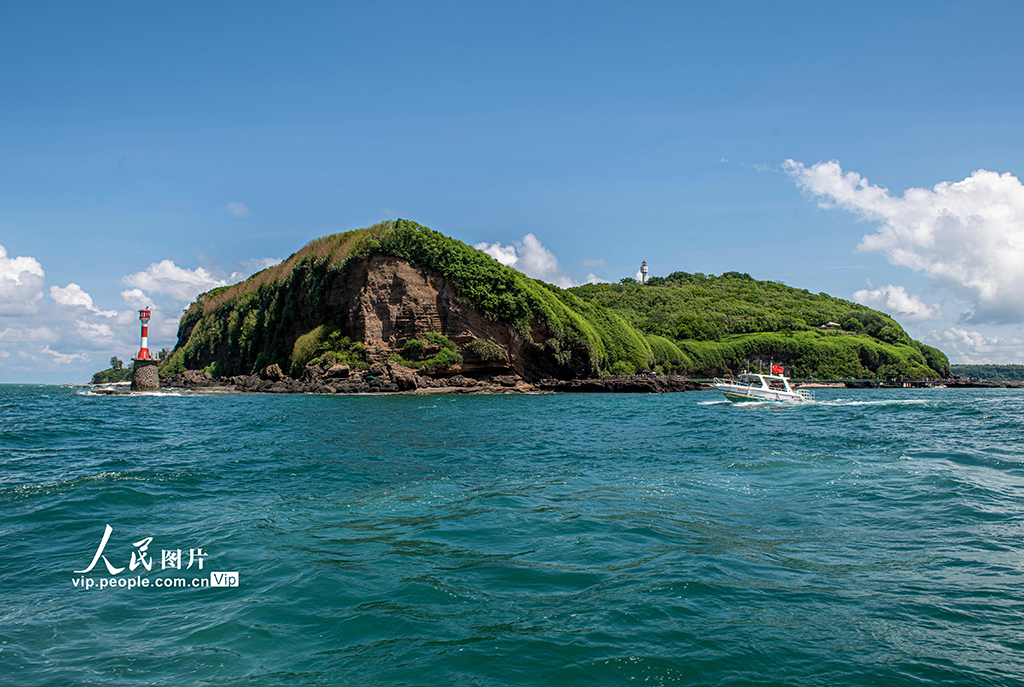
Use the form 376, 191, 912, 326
2, 384, 1023, 686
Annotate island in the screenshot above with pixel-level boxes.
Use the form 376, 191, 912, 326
146, 219, 948, 393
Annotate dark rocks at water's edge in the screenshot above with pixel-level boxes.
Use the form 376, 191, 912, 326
946, 379, 1011, 388
160, 364, 703, 395
843, 380, 880, 389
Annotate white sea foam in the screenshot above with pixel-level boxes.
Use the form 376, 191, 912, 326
818, 398, 930, 407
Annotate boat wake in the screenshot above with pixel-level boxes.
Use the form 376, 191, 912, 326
817, 398, 930, 407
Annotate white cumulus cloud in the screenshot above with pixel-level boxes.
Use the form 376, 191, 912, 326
120, 288, 149, 306
49, 283, 117, 317
74, 320, 117, 347
785, 159, 1024, 323
122, 261, 229, 302
0, 326, 59, 343
852, 282, 942, 322
49, 283, 92, 308
474, 234, 576, 288
0, 244, 45, 315
40, 345, 88, 365
934, 327, 1024, 365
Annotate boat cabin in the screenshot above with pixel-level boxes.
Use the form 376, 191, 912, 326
738, 373, 793, 393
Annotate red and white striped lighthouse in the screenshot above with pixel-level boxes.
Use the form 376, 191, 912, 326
137, 308, 152, 360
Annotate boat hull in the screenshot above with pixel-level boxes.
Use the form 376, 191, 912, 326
719, 388, 804, 403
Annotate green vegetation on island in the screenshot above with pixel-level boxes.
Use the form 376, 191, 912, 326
391, 332, 464, 373
569, 275, 950, 379
163, 219, 950, 381
949, 365, 1024, 382
91, 357, 133, 384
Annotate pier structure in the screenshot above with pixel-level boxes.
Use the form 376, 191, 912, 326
131, 308, 160, 391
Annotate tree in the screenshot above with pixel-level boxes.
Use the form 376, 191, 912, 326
842, 316, 864, 333
110, 356, 123, 371
877, 325, 906, 345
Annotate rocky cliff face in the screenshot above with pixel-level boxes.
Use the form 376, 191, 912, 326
174, 254, 588, 381
332, 255, 561, 379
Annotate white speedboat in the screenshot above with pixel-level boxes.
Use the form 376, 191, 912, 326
713, 372, 814, 403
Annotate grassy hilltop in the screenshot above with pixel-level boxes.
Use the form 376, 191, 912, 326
569, 274, 950, 379
163, 220, 949, 380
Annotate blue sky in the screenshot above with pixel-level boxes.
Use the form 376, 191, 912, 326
3, 1, 1023, 382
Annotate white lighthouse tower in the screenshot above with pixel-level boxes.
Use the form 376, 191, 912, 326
640, 260, 648, 284
137, 308, 152, 359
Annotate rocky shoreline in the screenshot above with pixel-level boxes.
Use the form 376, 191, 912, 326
158, 361, 704, 395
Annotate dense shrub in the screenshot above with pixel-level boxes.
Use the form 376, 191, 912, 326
466, 338, 506, 361
609, 360, 637, 376
424, 332, 456, 350
391, 332, 464, 372
422, 347, 463, 372
402, 338, 425, 354
645, 334, 690, 373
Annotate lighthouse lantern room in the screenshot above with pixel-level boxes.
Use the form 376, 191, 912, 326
136, 308, 152, 360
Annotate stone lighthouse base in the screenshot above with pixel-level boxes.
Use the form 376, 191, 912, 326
131, 358, 161, 391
